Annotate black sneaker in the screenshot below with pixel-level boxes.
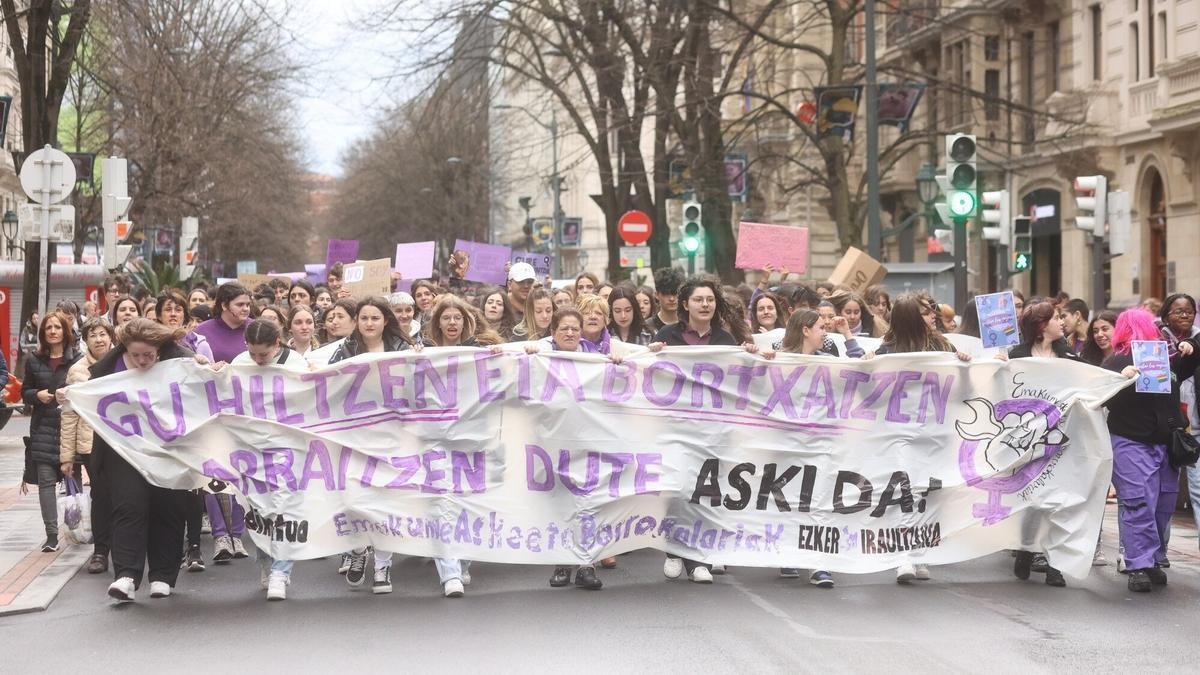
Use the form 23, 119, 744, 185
1146, 566, 1167, 586
1157, 557, 1171, 569
87, 553, 108, 574
345, 551, 368, 587
184, 545, 205, 572
574, 566, 602, 590
1013, 551, 1033, 580
549, 567, 572, 587
1030, 553, 1049, 573
1128, 569, 1152, 592
809, 570, 835, 588
40, 537, 58, 553
1044, 567, 1066, 587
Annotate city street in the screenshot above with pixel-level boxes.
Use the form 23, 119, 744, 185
2, 418, 1200, 673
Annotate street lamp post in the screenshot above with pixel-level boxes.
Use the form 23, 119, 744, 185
494, 104, 561, 278
1, 210, 18, 260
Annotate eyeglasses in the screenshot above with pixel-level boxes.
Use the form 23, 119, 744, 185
1168, 308, 1196, 317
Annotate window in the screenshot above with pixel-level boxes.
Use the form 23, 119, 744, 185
1048, 22, 1060, 92
1091, 5, 1103, 81
1130, 24, 1140, 81
1146, 0, 1155, 77
1157, 11, 1167, 64
985, 69, 1001, 120
984, 36, 1000, 61
1022, 32, 1036, 143
943, 41, 969, 125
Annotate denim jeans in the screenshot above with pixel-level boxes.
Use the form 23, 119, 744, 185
253, 540, 293, 576
373, 551, 470, 583
36, 462, 58, 541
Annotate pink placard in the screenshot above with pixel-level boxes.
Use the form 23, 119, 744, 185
734, 222, 809, 274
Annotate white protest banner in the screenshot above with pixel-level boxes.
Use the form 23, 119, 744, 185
68, 349, 1128, 577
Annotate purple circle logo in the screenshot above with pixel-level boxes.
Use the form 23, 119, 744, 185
955, 398, 1067, 525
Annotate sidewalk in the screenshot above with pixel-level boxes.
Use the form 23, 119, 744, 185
0, 418, 91, 616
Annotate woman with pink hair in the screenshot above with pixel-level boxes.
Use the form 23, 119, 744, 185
1102, 310, 1199, 592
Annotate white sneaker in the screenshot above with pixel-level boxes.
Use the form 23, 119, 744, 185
201, 514, 211, 534
231, 538, 249, 559
913, 564, 931, 581
663, 557, 684, 579
371, 565, 392, 594
213, 536, 234, 563
896, 563, 916, 584
149, 581, 171, 598
267, 572, 289, 601
443, 578, 465, 598
690, 567, 713, 584
107, 577, 136, 602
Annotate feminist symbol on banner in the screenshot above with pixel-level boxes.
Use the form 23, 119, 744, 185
954, 398, 1068, 526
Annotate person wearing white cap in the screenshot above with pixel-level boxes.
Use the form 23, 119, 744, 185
507, 262, 537, 321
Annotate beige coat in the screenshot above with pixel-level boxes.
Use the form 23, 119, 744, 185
59, 350, 100, 464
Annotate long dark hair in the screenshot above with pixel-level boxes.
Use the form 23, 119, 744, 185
881, 294, 951, 353
606, 286, 646, 341
722, 291, 752, 343
1019, 301, 1057, 345
956, 297, 981, 338
475, 285, 517, 338
348, 297, 413, 348
677, 278, 728, 332
1080, 310, 1119, 366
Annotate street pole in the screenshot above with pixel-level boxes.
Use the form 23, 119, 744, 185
550, 116, 562, 279
954, 218, 968, 311
38, 150, 51, 318
1091, 234, 1105, 310
864, 0, 882, 260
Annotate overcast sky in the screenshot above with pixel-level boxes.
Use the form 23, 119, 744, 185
290, 0, 412, 177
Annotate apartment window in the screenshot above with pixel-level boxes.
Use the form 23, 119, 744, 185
943, 41, 969, 125
984, 36, 1000, 61
985, 69, 1001, 120
1157, 11, 1167, 64
1091, 5, 1103, 80
1130, 24, 1140, 81
1022, 31, 1035, 142
1146, 0, 1155, 77
1048, 22, 1060, 92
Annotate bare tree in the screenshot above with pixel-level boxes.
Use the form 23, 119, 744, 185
1, 0, 92, 326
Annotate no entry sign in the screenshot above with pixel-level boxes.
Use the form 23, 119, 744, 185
617, 210, 653, 245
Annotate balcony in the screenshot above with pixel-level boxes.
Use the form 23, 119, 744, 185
1159, 55, 1200, 110
1128, 79, 1161, 121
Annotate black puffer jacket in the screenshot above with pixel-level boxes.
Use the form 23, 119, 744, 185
23, 348, 81, 465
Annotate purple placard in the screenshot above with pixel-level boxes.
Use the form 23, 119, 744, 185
304, 263, 326, 286
395, 241, 436, 286
325, 239, 359, 270
510, 250, 553, 278
451, 239, 512, 285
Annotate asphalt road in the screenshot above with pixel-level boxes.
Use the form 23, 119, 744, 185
1, 537, 1199, 673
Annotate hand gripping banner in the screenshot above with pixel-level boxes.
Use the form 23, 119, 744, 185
67, 348, 1130, 577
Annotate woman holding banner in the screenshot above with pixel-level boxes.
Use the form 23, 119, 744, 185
1102, 310, 1199, 592
230, 319, 310, 600
649, 277, 763, 584
865, 294, 970, 584
525, 307, 635, 589
1007, 302, 1082, 587
193, 283, 255, 565
88, 319, 197, 602
312, 298, 357, 363
156, 290, 215, 572
476, 286, 517, 341
608, 287, 653, 346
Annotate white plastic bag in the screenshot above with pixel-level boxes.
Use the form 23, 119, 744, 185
57, 477, 92, 545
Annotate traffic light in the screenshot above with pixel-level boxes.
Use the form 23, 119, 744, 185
1010, 216, 1032, 272
101, 156, 134, 270
944, 134, 977, 220
1074, 175, 1107, 232
980, 190, 1009, 244
681, 200, 702, 255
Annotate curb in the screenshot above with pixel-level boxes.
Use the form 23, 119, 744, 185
0, 544, 89, 616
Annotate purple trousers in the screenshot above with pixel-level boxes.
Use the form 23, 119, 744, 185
204, 493, 245, 538
1110, 435, 1177, 571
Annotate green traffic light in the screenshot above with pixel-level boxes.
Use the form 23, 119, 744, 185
682, 236, 701, 254
948, 190, 976, 217
1013, 252, 1031, 271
